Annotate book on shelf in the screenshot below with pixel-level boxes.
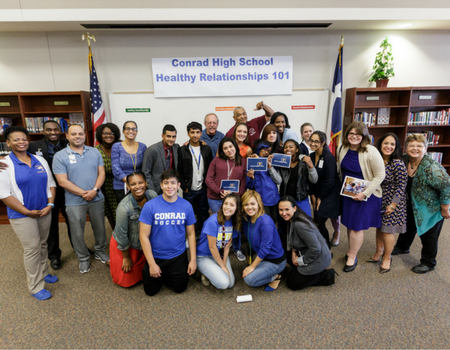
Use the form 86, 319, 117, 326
25, 116, 68, 133
69, 113, 85, 129
377, 108, 390, 125
0, 142, 12, 155
408, 109, 450, 126
427, 152, 443, 164
0, 118, 13, 134
369, 134, 374, 145
354, 112, 376, 127
406, 132, 440, 146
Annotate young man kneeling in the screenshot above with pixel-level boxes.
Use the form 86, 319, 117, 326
139, 169, 197, 296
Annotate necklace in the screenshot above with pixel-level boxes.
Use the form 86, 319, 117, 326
124, 142, 138, 171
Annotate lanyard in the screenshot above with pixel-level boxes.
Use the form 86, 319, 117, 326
189, 145, 202, 171
226, 159, 235, 180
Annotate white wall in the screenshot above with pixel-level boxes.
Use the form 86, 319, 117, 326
1, 29, 450, 141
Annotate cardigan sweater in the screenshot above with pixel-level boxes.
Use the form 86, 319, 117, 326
337, 144, 385, 199
404, 154, 450, 235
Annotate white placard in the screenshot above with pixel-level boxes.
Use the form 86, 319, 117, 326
152, 56, 293, 98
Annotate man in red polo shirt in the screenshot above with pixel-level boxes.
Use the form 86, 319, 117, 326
225, 101, 274, 146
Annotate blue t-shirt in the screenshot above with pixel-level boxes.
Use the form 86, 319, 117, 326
139, 195, 196, 260
7, 153, 49, 219
52, 145, 104, 206
196, 213, 238, 256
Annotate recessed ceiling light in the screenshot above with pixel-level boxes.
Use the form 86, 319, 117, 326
398, 23, 412, 28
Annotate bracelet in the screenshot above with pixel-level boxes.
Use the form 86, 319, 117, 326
47, 203, 55, 208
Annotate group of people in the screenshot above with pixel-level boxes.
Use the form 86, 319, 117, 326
1, 101, 449, 300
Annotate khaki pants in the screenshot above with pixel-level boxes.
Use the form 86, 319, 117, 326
10, 214, 51, 294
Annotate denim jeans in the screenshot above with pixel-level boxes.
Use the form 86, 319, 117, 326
243, 259, 286, 287
184, 188, 209, 237
197, 255, 235, 289
208, 198, 241, 251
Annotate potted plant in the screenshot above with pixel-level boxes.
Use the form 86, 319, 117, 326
369, 36, 394, 88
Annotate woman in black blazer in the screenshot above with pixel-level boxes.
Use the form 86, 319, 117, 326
308, 131, 340, 249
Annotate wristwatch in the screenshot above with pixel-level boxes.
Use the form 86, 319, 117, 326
93, 188, 100, 192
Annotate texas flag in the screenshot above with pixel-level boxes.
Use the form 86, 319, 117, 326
326, 37, 344, 156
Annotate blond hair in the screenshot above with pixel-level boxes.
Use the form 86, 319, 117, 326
241, 190, 265, 220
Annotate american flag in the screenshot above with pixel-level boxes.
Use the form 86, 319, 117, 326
326, 36, 344, 156
89, 50, 106, 145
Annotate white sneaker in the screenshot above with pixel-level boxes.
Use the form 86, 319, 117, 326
234, 250, 246, 262
201, 275, 210, 286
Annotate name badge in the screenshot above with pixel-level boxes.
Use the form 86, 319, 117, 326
246, 157, 268, 172
69, 154, 77, 164
271, 153, 291, 168
221, 180, 240, 193
318, 159, 324, 168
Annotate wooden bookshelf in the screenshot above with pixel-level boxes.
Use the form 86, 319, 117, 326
0, 91, 92, 224
344, 86, 450, 174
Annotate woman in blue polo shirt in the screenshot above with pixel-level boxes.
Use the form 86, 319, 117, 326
0, 126, 58, 301
196, 193, 241, 289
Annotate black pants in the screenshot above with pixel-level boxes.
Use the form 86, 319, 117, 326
47, 189, 72, 260
143, 250, 189, 296
313, 213, 331, 249
114, 190, 127, 206
264, 205, 278, 225
286, 267, 335, 291
184, 188, 209, 238
395, 200, 444, 267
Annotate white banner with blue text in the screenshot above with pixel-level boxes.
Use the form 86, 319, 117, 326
152, 56, 293, 98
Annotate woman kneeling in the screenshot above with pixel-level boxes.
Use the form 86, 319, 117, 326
196, 194, 241, 289
241, 190, 286, 291
110, 172, 157, 287
278, 196, 336, 290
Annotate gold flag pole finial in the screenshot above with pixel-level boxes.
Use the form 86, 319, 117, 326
82, 32, 96, 50
341, 34, 344, 47
82, 32, 96, 72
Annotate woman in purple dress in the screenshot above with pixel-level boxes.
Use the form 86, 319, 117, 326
337, 121, 385, 272
368, 133, 407, 273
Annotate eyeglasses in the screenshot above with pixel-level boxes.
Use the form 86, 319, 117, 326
349, 132, 363, 137
102, 132, 115, 136
407, 144, 424, 149
310, 140, 322, 145
124, 127, 138, 132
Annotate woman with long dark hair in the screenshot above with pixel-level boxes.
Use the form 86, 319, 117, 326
206, 137, 247, 261
196, 194, 242, 289
368, 133, 407, 273
278, 196, 336, 290
309, 131, 340, 249
232, 122, 252, 158
111, 121, 147, 204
